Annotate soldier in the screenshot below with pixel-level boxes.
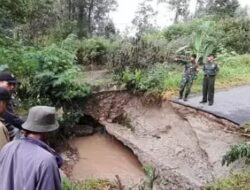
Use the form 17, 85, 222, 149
176, 54, 198, 101
200, 54, 219, 106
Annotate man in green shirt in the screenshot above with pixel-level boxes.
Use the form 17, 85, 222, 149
200, 54, 219, 106
176, 54, 198, 101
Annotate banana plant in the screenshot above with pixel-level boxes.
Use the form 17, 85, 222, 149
175, 21, 215, 64
192, 30, 214, 64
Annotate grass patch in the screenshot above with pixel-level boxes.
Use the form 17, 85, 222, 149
204, 170, 250, 190
63, 178, 115, 190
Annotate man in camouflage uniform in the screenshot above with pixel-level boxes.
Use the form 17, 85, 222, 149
176, 54, 198, 101
200, 54, 219, 106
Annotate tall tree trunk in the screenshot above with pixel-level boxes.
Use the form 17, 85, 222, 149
77, 0, 87, 38
174, 8, 179, 23
87, 0, 94, 36
68, 0, 72, 20
206, 0, 214, 9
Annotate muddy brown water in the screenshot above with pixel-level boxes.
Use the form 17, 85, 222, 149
69, 133, 145, 184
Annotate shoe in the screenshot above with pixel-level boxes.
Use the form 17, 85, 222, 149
208, 102, 213, 106
200, 100, 207, 104
183, 97, 188, 101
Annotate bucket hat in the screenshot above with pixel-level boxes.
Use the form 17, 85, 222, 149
22, 106, 59, 133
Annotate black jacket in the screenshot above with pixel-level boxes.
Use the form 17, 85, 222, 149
2, 101, 24, 130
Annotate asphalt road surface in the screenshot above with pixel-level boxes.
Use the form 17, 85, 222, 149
173, 85, 250, 126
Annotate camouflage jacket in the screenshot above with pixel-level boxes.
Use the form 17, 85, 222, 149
177, 60, 198, 79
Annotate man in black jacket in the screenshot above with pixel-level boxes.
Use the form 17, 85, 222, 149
0, 72, 24, 139
200, 54, 219, 106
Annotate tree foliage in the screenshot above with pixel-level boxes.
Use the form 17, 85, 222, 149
0, 0, 118, 40
207, 0, 240, 17
158, 0, 191, 23
132, 0, 157, 35
58, 0, 118, 37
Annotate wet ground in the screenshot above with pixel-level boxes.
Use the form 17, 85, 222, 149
69, 134, 144, 185
173, 85, 250, 126
66, 90, 249, 189
101, 100, 246, 189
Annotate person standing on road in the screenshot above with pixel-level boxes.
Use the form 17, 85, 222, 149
0, 72, 24, 139
200, 54, 219, 106
176, 54, 198, 101
0, 106, 63, 190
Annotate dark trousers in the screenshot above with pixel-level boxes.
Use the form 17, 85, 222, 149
202, 76, 215, 103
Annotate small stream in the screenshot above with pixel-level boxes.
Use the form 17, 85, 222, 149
69, 133, 145, 184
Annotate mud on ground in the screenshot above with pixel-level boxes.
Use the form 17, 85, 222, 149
69, 91, 247, 190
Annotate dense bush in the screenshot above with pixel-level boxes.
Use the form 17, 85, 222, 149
0, 37, 91, 136
117, 63, 182, 93
163, 19, 204, 41
217, 17, 250, 54
76, 37, 109, 66
163, 17, 250, 55
31, 45, 90, 103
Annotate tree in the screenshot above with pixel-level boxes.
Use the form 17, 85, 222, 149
207, 0, 240, 17
0, 0, 29, 23
194, 0, 207, 17
168, 0, 190, 23
0, 0, 57, 40
59, 0, 117, 37
0, 0, 31, 36
77, 0, 88, 37
158, 0, 190, 23
24, 0, 57, 40
132, 0, 157, 35
104, 19, 116, 38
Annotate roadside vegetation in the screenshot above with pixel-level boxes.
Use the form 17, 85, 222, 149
204, 170, 250, 190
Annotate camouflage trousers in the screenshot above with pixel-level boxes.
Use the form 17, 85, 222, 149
179, 75, 194, 99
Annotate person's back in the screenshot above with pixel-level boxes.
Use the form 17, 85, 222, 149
0, 138, 62, 190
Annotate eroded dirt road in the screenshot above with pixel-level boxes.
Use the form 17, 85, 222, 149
79, 92, 246, 189
61, 90, 248, 189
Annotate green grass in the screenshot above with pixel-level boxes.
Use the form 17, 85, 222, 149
204, 170, 250, 190
63, 178, 115, 190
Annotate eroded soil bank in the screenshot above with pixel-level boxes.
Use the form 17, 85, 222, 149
65, 91, 246, 189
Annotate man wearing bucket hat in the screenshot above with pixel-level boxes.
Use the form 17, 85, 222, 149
0, 72, 24, 139
0, 87, 12, 149
0, 106, 62, 190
